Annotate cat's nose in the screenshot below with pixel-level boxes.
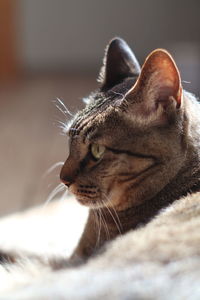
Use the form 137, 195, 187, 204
60, 156, 79, 187
60, 175, 73, 187
60, 168, 75, 187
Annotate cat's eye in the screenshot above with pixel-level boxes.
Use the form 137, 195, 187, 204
91, 144, 105, 160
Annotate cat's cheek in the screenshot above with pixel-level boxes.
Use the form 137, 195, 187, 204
107, 183, 128, 210
106, 180, 143, 211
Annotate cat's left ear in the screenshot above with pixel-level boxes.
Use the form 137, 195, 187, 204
125, 49, 182, 110
99, 38, 141, 90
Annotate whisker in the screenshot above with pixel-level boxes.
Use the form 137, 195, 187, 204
56, 98, 73, 117
43, 183, 66, 208
62, 119, 74, 134
53, 98, 73, 118
102, 192, 123, 234
53, 119, 75, 135
59, 188, 70, 202
42, 162, 64, 179
106, 198, 122, 229
104, 202, 122, 235
56, 120, 68, 129
99, 209, 110, 241
59, 132, 68, 136
57, 125, 66, 131
55, 104, 69, 117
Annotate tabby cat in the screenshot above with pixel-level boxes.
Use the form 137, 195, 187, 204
60, 37, 200, 261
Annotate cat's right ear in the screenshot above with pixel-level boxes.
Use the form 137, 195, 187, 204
99, 38, 141, 90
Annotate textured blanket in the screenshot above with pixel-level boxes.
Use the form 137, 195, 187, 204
0, 192, 200, 299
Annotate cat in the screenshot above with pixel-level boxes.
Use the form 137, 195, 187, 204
60, 37, 200, 261
0, 37, 200, 298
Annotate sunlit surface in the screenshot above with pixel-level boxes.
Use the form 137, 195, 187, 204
0, 196, 88, 258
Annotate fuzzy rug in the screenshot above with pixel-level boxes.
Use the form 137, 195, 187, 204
0, 192, 200, 299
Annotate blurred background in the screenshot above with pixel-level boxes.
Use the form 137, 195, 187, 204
0, 0, 200, 216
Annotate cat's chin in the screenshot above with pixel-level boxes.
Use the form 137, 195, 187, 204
77, 197, 105, 209
71, 193, 105, 209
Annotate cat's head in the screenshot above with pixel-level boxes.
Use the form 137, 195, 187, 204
60, 38, 186, 211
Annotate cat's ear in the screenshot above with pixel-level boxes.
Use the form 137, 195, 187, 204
99, 38, 141, 90
125, 49, 182, 114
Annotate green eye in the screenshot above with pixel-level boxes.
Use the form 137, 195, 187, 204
91, 144, 105, 160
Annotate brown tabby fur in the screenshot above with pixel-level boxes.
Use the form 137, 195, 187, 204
60, 38, 200, 260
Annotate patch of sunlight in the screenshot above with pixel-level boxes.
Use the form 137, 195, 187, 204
0, 195, 88, 257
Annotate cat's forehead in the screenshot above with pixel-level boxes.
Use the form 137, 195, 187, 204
68, 77, 139, 141
69, 105, 115, 140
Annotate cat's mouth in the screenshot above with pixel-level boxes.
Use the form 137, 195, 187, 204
69, 185, 103, 207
